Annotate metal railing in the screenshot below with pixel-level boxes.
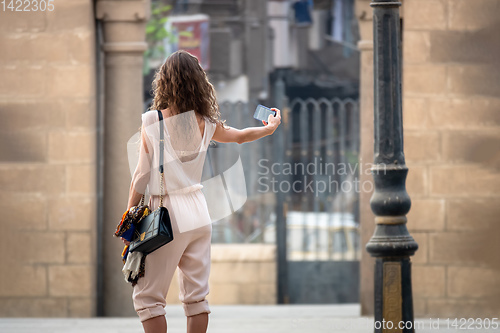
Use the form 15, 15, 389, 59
208, 97, 361, 261
284, 97, 360, 261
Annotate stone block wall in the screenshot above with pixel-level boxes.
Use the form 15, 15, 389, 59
402, 0, 500, 318
0, 0, 97, 317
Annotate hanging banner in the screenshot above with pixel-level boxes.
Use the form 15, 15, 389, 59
164, 14, 210, 70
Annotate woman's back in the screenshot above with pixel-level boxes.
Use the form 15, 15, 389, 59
141, 109, 217, 197
161, 108, 206, 162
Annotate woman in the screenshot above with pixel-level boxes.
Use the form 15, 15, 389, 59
121, 50, 281, 333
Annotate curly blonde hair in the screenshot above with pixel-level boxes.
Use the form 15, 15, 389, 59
149, 50, 224, 126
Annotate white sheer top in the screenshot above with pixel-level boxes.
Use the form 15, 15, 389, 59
130, 110, 217, 198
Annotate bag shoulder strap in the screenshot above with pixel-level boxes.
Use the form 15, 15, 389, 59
157, 110, 164, 172
157, 110, 165, 207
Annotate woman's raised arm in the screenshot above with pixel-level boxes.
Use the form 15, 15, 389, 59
212, 108, 281, 144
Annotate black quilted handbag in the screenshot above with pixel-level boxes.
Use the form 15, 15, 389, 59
128, 110, 173, 254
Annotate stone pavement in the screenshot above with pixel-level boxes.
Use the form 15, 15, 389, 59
0, 304, 498, 333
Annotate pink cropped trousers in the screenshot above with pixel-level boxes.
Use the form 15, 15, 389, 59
132, 195, 212, 322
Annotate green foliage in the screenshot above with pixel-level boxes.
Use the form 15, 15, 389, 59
144, 2, 172, 74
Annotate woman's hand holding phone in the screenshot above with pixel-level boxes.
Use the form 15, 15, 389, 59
262, 108, 281, 133
207, 106, 282, 145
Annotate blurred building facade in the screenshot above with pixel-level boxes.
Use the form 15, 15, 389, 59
151, 0, 360, 106
356, 0, 500, 318
157, 0, 363, 307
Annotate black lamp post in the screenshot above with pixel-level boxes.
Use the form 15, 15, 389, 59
366, 1, 419, 333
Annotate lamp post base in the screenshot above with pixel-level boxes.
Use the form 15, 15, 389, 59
373, 258, 415, 333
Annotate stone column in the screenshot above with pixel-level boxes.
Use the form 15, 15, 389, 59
355, 0, 375, 316
96, 0, 150, 317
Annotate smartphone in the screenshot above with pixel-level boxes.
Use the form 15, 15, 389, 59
253, 104, 276, 122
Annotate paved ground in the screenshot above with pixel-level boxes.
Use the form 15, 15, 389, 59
0, 304, 498, 333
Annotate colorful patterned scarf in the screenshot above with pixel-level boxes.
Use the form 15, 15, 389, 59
113, 205, 150, 286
